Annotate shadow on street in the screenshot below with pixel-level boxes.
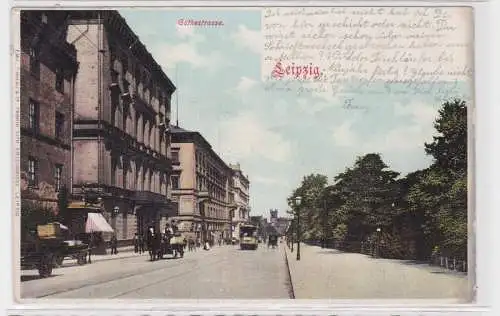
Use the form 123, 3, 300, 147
21, 274, 61, 282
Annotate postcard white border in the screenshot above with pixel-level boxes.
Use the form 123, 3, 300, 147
4, 0, 500, 315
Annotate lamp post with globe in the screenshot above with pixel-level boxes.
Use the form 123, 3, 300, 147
295, 196, 302, 261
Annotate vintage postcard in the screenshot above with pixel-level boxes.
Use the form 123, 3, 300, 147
14, 6, 474, 303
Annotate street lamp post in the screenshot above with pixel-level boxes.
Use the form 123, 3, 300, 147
295, 196, 302, 261
376, 227, 381, 258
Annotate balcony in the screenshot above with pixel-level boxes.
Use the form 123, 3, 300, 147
132, 190, 168, 205
197, 190, 210, 203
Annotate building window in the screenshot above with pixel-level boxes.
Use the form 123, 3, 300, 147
111, 69, 119, 84
29, 45, 40, 77
54, 164, 62, 192
109, 45, 117, 67
111, 158, 117, 187
55, 68, 64, 93
171, 175, 179, 189
55, 111, 64, 139
171, 150, 179, 163
122, 78, 130, 94
28, 100, 39, 132
41, 13, 48, 24
122, 56, 128, 74
27, 157, 38, 187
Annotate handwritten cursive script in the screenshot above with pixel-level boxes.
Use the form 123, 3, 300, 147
262, 7, 473, 101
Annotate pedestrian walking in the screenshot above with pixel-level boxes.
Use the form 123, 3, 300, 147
110, 234, 118, 255
141, 233, 147, 253
203, 240, 211, 251
138, 233, 144, 254
133, 233, 139, 253
87, 233, 94, 264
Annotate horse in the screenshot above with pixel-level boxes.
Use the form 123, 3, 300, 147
147, 230, 162, 261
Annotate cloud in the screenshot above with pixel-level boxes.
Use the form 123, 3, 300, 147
154, 42, 226, 71
331, 101, 438, 153
219, 112, 292, 162
253, 175, 287, 186
234, 76, 257, 93
362, 125, 428, 152
394, 102, 438, 126
332, 121, 358, 147
152, 27, 227, 71
231, 25, 262, 54
175, 24, 196, 39
299, 99, 335, 115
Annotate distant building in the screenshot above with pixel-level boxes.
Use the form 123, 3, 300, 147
274, 217, 292, 236
230, 163, 250, 240
269, 209, 292, 236
250, 215, 268, 239
170, 126, 234, 243
20, 11, 79, 212
270, 209, 278, 224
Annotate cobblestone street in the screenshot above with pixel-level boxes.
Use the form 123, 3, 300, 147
20, 243, 469, 300
20, 245, 291, 299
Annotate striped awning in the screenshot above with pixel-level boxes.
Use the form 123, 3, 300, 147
85, 212, 114, 233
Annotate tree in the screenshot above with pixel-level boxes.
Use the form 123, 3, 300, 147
408, 99, 468, 259
287, 174, 328, 238
425, 99, 467, 173
21, 200, 57, 239
333, 153, 400, 242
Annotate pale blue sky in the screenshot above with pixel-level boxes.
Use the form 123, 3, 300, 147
120, 9, 472, 219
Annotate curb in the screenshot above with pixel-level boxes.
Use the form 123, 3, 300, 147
283, 245, 295, 299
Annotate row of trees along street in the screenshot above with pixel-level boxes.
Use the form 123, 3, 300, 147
287, 99, 467, 267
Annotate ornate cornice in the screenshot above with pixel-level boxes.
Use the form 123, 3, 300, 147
67, 10, 176, 95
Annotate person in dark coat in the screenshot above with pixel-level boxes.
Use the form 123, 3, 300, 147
110, 234, 118, 255
133, 233, 139, 253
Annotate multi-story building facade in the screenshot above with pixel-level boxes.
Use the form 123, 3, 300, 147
230, 163, 250, 240
170, 126, 235, 243
20, 11, 79, 212
66, 11, 176, 242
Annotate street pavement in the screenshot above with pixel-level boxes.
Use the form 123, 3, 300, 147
20, 242, 469, 301
284, 243, 469, 301
20, 244, 292, 299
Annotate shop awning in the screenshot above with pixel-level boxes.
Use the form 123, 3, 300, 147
53, 222, 68, 230
67, 201, 102, 211
85, 212, 114, 233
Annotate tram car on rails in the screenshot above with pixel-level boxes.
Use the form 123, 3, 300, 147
239, 224, 258, 250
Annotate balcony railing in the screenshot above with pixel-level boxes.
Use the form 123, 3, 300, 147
132, 190, 167, 204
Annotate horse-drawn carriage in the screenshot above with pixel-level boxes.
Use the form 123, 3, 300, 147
147, 229, 185, 261
268, 234, 279, 249
21, 222, 89, 277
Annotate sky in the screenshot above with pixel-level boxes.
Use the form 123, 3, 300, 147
119, 9, 472, 219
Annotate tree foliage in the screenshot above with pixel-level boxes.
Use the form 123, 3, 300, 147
288, 99, 468, 260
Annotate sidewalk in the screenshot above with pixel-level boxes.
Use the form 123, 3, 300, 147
283, 243, 468, 301
61, 245, 136, 267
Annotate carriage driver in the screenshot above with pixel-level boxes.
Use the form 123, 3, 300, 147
164, 223, 174, 242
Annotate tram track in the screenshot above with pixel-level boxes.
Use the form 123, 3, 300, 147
30, 246, 292, 299
109, 256, 228, 298
37, 254, 224, 298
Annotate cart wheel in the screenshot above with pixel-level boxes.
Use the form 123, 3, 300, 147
38, 254, 53, 278
77, 254, 86, 265
55, 255, 64, 267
